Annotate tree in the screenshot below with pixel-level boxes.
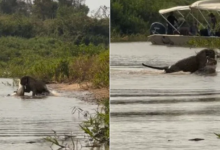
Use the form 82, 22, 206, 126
58, 0, 85, 7
111, 0, 199, 35
33, 0, 58, 20
0, 0, 18, 14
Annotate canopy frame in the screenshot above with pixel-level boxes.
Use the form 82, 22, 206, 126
159, 5, 202, 34
158, 0, 220, 35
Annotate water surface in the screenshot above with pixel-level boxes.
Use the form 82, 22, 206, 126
0, 78, 98, 150
110, 42, 220, 150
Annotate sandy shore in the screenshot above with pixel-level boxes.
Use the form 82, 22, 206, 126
48, 82, 109, 102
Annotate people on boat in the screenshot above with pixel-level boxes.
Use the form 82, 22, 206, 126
190, 22, 199, 35
174, 17, 190, 35
179, 23, 190, 35
209, 13, 217, 29
167, 12, 178, 34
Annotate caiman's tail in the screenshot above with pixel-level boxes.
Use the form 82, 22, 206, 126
142, 63, 168, 70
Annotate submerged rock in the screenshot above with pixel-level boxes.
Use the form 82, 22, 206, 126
26, 141, 36, 144
189, 138, 204, 141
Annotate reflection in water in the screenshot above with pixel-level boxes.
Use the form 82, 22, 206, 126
110, 42, 220, 150
0, 78, 99, 150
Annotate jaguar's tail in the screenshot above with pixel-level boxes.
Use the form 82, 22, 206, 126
142, 63, 168, 70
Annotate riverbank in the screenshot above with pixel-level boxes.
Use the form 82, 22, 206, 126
111, 34, 149, 42
48, 82, 109, 103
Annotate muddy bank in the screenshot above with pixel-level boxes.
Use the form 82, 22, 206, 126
48, 82, 109, 103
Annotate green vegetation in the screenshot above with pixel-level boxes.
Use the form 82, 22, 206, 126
0, 36, 109, 88
0, 1, 109, 148
80, 98, 109, 146
0, 0, 109, 45
45, 98, 109, 149
111, 0, 201, 42
0, 0, 109, 88
111, 34, 149, 42
215, 133, 220, 138
188, 38, 220, 49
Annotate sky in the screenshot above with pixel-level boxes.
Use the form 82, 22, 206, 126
28, 0, 110, 16
85, 0, 110, 15
28, 0, 110, 14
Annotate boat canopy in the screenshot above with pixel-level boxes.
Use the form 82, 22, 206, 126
159, 6, 190, 14
159, 0, 220, 14
157, 0, 220, 34
190, 0, 220, 10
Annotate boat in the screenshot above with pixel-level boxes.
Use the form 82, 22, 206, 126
148, 0, 220, 46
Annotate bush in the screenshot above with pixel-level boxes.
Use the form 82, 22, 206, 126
91, 50, 109, 88
68, 50, 109, 88
0, 14, 33, 38
0, 37, 109, 88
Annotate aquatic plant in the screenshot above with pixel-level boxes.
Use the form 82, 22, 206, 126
44, 98, 109, 149
215, 133, 220, 138
1, 78, 19, 88
44, 130, 82, 150
79, 98, 109, 146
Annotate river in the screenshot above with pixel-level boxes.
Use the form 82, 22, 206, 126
110, 42, 220, 150
0, 78, 99, 150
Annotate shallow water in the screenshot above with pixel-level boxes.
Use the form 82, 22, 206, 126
0, 78, 99, 150
110, 42, 220, 150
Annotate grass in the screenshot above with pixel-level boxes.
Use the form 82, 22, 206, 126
111, 33, 149, 42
